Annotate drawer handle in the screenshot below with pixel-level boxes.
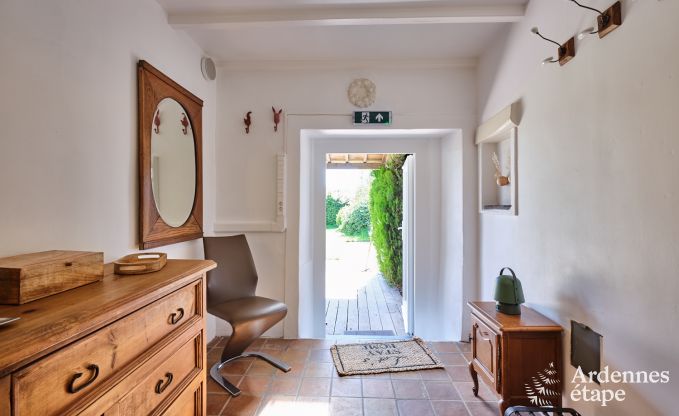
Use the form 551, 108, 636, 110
473, 323, 492, 342
169, 308, 185, 325
155, 372, 174, 394
68, 364, 99, 394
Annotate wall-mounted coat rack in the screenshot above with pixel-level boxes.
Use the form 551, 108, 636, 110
531, 27, 575, 66
571, 0, 622, 39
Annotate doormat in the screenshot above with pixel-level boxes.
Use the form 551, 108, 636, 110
330, 338, 443, 376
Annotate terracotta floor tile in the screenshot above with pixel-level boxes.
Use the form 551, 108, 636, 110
211, 375, 243, 395
237, 375, 272, 397
397, 399, 436, 416
246, 361, 277, 376
390, 370, 422, 380
424, 381, 461, 401
331, 378, 362, 397
453, 382, 498, 403
297, 396, 331, 403
362, 379, 394, 398
207, 350, 222, 366
280, 348, 311, 363
249, 338, 267, 348
221, 393, 261, 416
361, 372, 391, 379
333, 371, 360, 379
430, 400, 471, 416
330, 397, 363, 416
363, 398, 398, 416
437, 353, 467, 366
305, 362, 334, 378
392, 380, 427, 399
274, 363, 305, 378
456, 342, 472, 353
309, 348, 334, 363
432, 342, 459, 353
419, 368, 451, 381
466, 401, 500, 416
256, 394, 297, 415
219, 359, 253, 376
206, 393, 229, 415
205, 337, 497, 416
269, 377, 301, 396
208, 377, 237, 394
445, 366, 473, 382
299, 377, 332, 396
463, 353, 473, 363
263, 338, 291, 350
257, 348, 287, 358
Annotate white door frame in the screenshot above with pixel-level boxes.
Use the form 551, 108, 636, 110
284, 114, 475, 341
401, 154, 415, 335
309, 133, 443, 339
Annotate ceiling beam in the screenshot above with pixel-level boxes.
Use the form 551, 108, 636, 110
168, 4, 525, 29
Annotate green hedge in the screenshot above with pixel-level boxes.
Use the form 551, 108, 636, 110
326, 194, 347, 228
369, 155, 406, 289
336, 201, 371, 241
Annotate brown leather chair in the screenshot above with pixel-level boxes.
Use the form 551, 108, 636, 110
204, 235, 291, 396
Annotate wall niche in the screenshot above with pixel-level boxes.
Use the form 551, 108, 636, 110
477, 102, 519, 216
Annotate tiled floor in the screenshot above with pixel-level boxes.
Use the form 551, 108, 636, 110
206, 337, 500, 416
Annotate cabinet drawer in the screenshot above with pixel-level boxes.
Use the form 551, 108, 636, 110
12, 281, 200, 416
160, 376, 204, 416
471, 315, 500, 389
119, 335, 201, 415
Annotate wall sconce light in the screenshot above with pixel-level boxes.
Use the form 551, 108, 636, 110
570, 0, 622, 39
531, 27, 575, 66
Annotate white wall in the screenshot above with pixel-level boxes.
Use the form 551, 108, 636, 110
0, 0, 218, 340
477, 0, 678, 413
214, 64, 479, 339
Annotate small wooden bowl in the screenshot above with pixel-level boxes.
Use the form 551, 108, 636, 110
114, 253, 167, 275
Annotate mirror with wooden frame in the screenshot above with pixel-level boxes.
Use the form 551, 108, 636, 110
138, 60, 203, 249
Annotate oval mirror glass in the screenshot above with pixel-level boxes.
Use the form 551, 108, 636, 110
150, 98, 196, 227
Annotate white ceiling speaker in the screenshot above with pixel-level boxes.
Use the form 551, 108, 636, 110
201, 57, 216, 81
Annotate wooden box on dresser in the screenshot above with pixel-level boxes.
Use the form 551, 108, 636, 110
0, 259, 216, 416
467, 301, 563, 416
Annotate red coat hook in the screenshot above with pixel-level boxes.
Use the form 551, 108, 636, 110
180, 113, 189, 135
272, 107, 283, 132
244, 111, 252, 134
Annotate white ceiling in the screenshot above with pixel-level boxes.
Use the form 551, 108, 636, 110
156, 0, 527, 62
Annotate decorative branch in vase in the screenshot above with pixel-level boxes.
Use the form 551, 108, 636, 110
492, 152, 510, 186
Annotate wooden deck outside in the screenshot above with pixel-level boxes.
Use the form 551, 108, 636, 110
325, 273, 406, 336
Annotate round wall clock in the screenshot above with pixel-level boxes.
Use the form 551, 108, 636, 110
347, 78, 376, 108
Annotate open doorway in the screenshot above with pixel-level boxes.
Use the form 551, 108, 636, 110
324, 153, 413, 338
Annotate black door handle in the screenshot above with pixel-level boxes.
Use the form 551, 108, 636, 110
169, 308, 185, 325
155, 372, 174, 394
68, 364, 99, 393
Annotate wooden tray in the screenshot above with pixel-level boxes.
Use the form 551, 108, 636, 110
113, 253, 167, 275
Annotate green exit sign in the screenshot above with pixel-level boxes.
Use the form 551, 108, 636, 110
353, 111, 392, 125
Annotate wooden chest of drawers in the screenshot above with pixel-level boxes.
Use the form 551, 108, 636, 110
0, 259, 216, 416
468, 302, 563, 415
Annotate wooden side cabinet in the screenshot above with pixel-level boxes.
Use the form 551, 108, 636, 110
468, 302, 563, 415
0, 259, 215, 416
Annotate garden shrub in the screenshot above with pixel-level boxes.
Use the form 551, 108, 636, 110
326, 194, 347, 228
369, 155, 406, 289
337, 201, 371, 240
